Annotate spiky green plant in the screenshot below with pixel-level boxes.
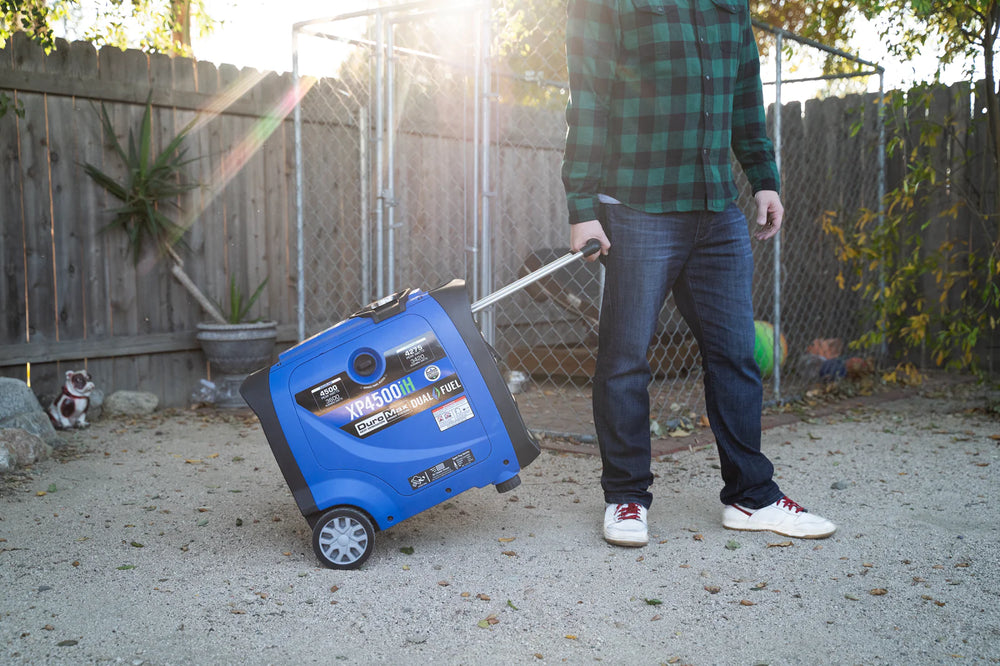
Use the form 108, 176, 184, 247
82, 94, 198, 261
82, 93, 227, 324
212, 276, 270, 324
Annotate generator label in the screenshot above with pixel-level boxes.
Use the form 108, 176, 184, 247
342, 374, 465, 439
395, 335, 440, 371
295, 332, 445, 416
293, 329, 473, 439
408, 449, 476, 490
306, 376, 348, 411
432, 396, 474, 432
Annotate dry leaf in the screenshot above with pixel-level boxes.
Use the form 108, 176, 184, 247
739, 599, 755, 606
498, 537, 516, 543
438, 580, 450, 586
477, 593, 491, 601
651, 614, 662, 621
565, 635, 578, 640
870, 588, 888, 596
693, 534, 704, 541
502, 550, 517, 557
766, 541, 793, 548
704, 585, 721, 594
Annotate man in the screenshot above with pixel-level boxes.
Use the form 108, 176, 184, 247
562, 0, 836, 547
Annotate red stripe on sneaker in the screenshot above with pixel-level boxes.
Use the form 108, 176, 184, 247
732, 504, 753, 517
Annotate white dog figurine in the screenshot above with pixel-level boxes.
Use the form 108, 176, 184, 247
48, 370, 96, 430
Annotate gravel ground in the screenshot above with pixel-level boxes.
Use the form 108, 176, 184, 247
1, 382, 998, 665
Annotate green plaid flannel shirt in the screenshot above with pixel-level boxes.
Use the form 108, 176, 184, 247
562, 0, 780, 225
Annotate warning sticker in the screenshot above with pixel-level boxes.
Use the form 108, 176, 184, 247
408, 449, 476, 490
432, 396, 474, 432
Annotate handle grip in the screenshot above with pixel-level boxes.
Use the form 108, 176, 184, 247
580, 237, 602, 258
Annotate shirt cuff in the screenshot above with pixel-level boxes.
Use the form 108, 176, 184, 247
567, 193, 601, 225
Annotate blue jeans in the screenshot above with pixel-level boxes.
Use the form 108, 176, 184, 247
593, 203, 783, 510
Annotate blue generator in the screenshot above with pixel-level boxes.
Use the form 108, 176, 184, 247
241, 280, 541, 569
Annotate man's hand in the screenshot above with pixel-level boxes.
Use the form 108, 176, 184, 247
571, 219, 610, 262
754, 190, 784, 241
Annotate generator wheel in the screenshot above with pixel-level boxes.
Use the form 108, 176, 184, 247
495, 474, 521, 493
312, 507, 375, 570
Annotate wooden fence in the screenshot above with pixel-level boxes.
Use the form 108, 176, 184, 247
0, 33, 298, 405
2, 31, 997, 408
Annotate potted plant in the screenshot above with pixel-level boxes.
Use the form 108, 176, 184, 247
196, 277, 277, 407
83, 94, 277, 407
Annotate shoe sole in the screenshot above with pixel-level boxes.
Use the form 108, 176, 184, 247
723, 524, 836, 539
604, 535, 648, 547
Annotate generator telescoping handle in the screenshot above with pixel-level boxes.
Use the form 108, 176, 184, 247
470, 238, 603, 314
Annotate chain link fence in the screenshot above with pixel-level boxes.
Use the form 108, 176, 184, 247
292, 0, 884, 440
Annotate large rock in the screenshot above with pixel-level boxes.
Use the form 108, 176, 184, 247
105, 390, 159, 416
0, 378, 62, 448
0, 428, 51, 473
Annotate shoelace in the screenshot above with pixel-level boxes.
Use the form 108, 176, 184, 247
614, 502, 643, 521
777, 496, 806, 513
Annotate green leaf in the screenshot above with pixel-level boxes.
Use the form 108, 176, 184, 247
82, 92, 201, 265
399, 546, 415, 555
46, 483, 57, 493
644, 598, 663, 606
725, 540, 741, 551
117, 564, 135, 570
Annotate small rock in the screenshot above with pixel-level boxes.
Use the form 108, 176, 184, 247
831, 481, 850, 490
0, 378, 62, 448
0, 429, 51, 473
105, 391, 159, 416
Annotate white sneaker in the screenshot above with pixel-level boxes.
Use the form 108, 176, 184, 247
603, 502, 648, 547
722, 496, 837, 539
